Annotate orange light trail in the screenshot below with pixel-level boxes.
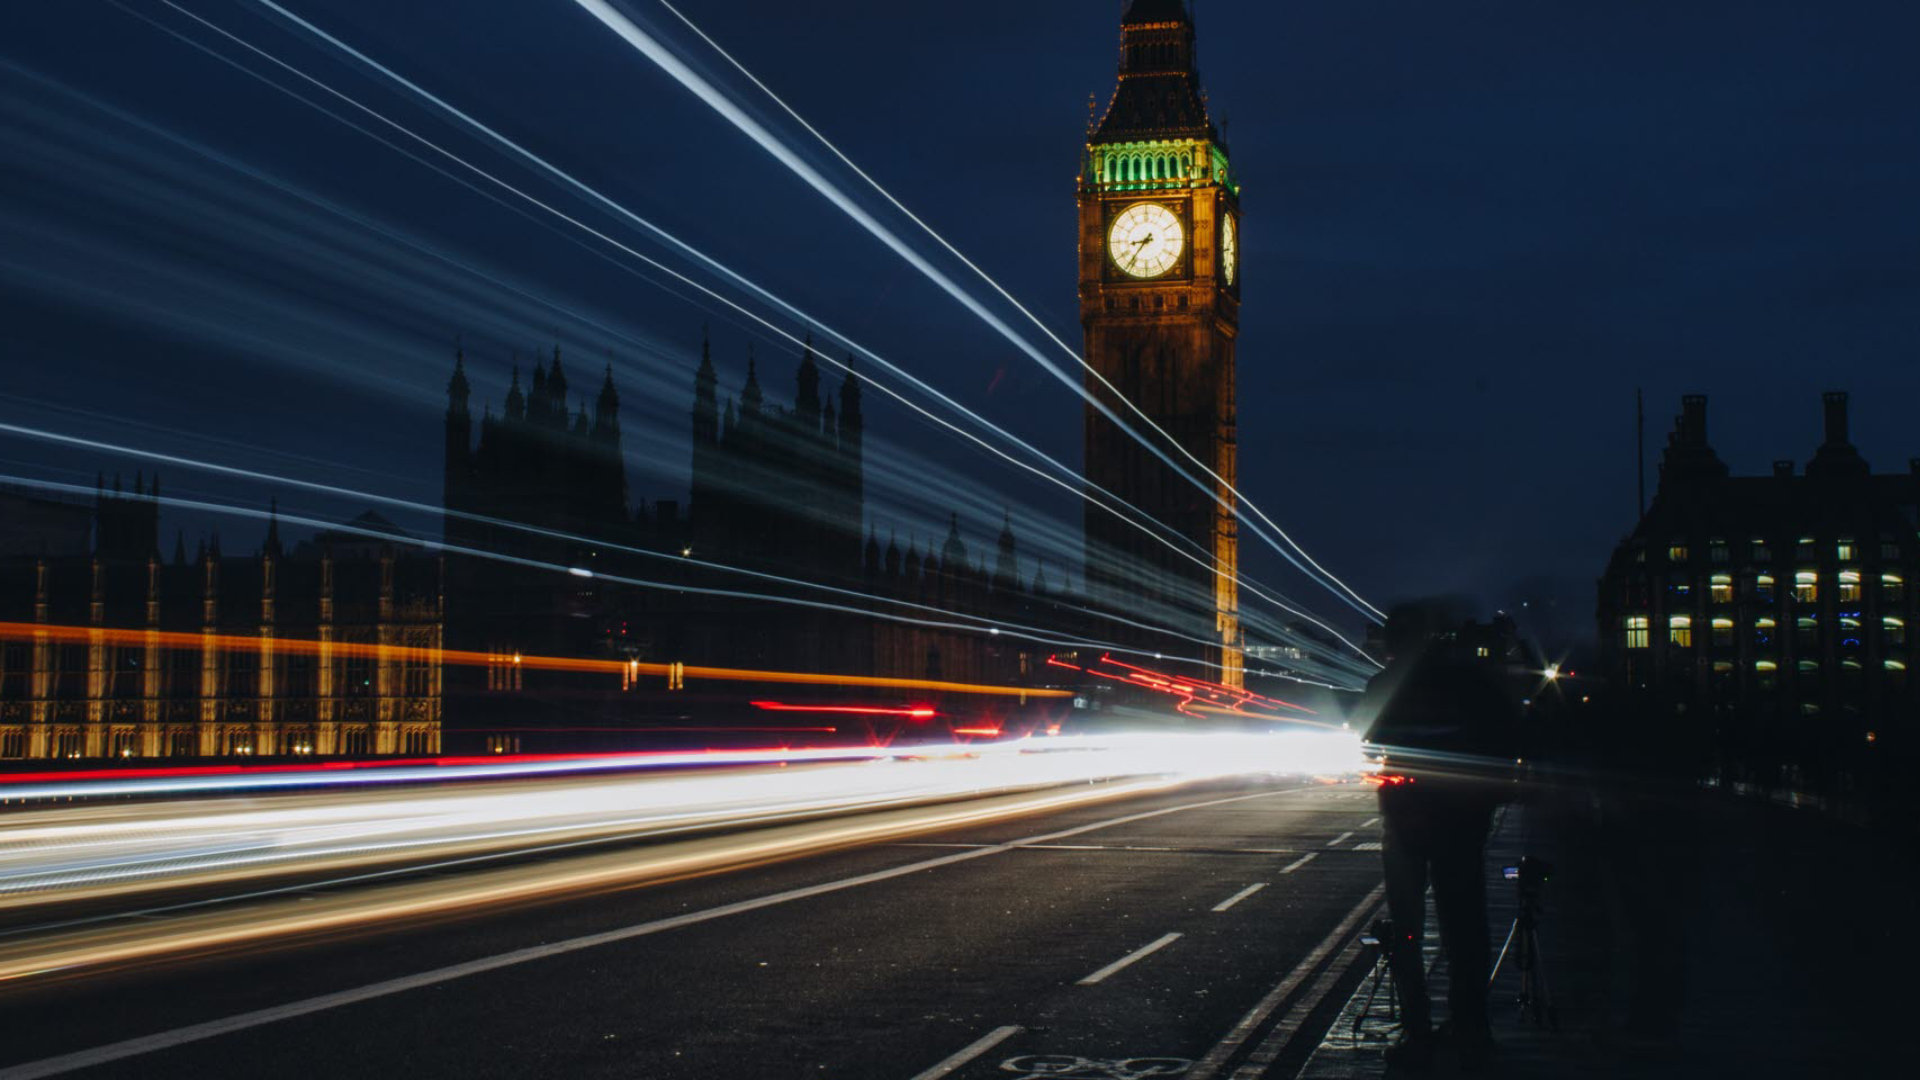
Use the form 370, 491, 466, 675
0, 621, 1065, 700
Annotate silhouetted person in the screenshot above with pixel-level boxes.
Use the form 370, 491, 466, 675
1361, 601, 1523, 1071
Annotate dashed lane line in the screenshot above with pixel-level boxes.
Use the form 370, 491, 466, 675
1077, 932, 1185, 986
908, 1025, 1024, 1080
0, 786, 1303, 1080
1326, 831, 1355, 848
1280, 852, 1318, 873
1211, 883, 1269, 913
1360, 816, 1381, 828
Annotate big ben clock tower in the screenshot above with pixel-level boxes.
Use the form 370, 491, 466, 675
1081, 0, 1243, 686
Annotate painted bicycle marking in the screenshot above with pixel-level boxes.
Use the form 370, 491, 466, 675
997, 1054, 1192, 1079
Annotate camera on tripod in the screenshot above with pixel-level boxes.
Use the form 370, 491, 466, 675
1359, 917, 1396, 948
1502, 855, 1554, 894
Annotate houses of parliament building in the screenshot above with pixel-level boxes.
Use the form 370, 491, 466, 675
0, 335, 1060, 760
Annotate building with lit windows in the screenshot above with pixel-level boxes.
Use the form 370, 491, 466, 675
0, 483, 443, 761
1597, 392, 1917, 794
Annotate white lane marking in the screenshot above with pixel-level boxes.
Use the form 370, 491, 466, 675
1229, 936, 1366, 1078
0, 786, 1301, 1080
1360, 816, 1381, 828
1354, 842, 1382, 851
1210, 883, 1268, 913
1281, 852, 1318, 873
1077, 932, 1184, 986
1186, 883, 1386, 1080
909, 1025, 1023, 1080
1326, 831, 1355, 847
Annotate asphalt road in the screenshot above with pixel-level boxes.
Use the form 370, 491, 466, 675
0, 777, 1387, 1080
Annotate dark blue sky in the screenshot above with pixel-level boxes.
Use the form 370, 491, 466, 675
2, 0, 1918, 650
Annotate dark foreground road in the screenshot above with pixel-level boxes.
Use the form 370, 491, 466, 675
0, 778, 1385, 1079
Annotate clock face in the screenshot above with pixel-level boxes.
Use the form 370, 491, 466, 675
1221, 214, 1238, 286
1107, 202, 1184, 279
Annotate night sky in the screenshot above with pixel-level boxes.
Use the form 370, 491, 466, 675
3, 0, 1918, 654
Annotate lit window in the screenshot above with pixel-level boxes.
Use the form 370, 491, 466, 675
1884, 616, 1907, 646
1838, 570, 1861, 602
1796, 616, 1819, 647
1755, 574, 1776, 602
1711, 616, 1734, 647
1883, 573, 1905, 602
1710, 574, 1733, 603
1798, 659, 1820, 673
1836, 540, 1856, 561
1754, 616, 1777, 646
1669, 615, 1693, 647
1624, 615, 1650, 649
1668, 544, 1690, 562
1886, 659, 1908, 671
1754, 659, 1778, 672
1794, 571, 1818, 603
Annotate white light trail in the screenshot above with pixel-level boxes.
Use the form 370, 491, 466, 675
0, 731, 1365, 981
574, 0, 1385, 623
169, 0, 1375, 667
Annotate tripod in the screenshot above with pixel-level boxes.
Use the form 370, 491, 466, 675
1351, 920, 1399, 1038
1489, 881, 1556, 1028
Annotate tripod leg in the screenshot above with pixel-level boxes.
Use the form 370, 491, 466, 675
1526, 925, 1557, 1028
1489, 918, 1519, 987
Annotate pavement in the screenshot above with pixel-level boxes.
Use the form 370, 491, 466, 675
1295, 778, 1914, 1079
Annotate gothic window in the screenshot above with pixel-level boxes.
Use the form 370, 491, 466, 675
0, 642, 27, 698
52, 729, 83, 758
56, 644, 86, 699
166, 729, 196, 756
111, 647, 141, 699
110, 729, 137, 758
341, 727, 373, 756
1623, 615, 1649, 649
1668, 615, 1692, 647
227, 649, 259, 698
0, 729, 23, 759
285, 728, 315, 755
166, 646, 199, 698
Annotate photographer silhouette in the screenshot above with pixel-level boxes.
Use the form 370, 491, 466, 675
1360, 601, 1524, 1071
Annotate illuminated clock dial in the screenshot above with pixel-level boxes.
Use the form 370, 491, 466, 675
1107, 202, 1184, 279
1221, 214, 1238, 286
